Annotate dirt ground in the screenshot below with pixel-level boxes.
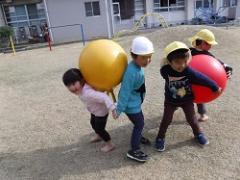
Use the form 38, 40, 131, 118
0, 25, 240, 180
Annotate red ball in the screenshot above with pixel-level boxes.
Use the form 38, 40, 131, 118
189, 55, 227, 103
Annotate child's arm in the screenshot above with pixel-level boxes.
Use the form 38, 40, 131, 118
217, 59, 233, 78
188, 67, 219, 92
160, 65, 168, 79
116, 72, 135, 115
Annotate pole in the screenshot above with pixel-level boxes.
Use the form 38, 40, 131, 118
80, 24, 85, 46
47, 32, 52, 51
109, 89, 116, 103
9, 36, 16, 55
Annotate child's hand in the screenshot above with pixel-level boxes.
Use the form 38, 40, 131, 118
224, 65, 233, 79
215, 87, 222, 94
112, 109, 119, 119
226, 70, 232, 79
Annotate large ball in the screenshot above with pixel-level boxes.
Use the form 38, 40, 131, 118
79, 39, 127, 91
189, 55, 227, 103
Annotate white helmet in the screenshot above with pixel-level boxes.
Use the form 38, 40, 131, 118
131, 36, 154, 55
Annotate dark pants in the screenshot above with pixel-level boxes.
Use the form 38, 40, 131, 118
197, 103, 207, 115
126, 111, 144, 151
90, 114, 111, 142
157, 100, 202, 139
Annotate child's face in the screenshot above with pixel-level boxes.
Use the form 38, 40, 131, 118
170, 57, 189, 72
199, 41, 212, 51
135, 54, 152, 67
67, 81, 83, 95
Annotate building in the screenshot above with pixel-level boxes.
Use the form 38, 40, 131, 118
0, 0, 239, 44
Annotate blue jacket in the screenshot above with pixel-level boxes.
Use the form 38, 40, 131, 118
117, 61, 145, 114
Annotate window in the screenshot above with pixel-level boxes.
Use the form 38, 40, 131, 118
113, 0, 134, 19
153, 0, 185, 12
223, 0, 230, 7
223, 0, 237, 7
195, 0, 213, 9
230, 0, 237, 6
203, 0, 210, 8
85, 1, 100, 17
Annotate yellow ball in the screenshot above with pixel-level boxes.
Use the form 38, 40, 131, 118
79, 39, 128, 91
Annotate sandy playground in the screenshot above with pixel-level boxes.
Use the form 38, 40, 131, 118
0, 25, 240, 180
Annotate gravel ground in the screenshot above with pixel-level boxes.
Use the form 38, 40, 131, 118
0, 25, 239, 180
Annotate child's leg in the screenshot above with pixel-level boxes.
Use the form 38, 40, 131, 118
197, 103, 209, 122
126, 112, 144, 151
126, 112, 148, 162
94, 114, 111, 142
182, 102, 209, 145
182, 102, 202, 136
94, 114, 115, 152
90, 114, 102, 143
157, 101, 176, 139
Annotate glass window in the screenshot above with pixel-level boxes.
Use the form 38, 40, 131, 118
203, 0, 209, 8
153, 0, 185, 12
92, 1, 100, 16
223, 0, 230, 7
231, 0, 237, 6
85, 1, 100, 17
85, 2, 93, 16
196, 1, 202, 9
27, 4, 38, 19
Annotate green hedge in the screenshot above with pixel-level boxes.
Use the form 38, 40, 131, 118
0, 26, 14, 38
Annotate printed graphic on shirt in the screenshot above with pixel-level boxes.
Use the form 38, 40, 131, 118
168, 75, 192, 99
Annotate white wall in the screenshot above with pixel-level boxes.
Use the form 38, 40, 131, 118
236, 0, 240, 18
155, 10, 186, 24
45, 0, 109, 43
185, 0, 194, 21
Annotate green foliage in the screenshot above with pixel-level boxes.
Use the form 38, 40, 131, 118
0, 26, 14, 38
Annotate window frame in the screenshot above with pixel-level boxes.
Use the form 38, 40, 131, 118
222, 0, 237, 7
153, 0, 185, 12
84, 1, 101, 17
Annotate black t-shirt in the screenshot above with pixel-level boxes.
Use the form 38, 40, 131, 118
160, 65, 218, 103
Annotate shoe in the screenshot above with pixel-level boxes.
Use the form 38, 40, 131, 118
195, 133, 209, 145
155, 138, 165, 152
127, 149, 149, 162
140, 136, 151, 145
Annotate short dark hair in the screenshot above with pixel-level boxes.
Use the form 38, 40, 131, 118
130, 52, 138, 59
167, 48, 190, 63
195, 39, 203, 46
62, 68, 85, 86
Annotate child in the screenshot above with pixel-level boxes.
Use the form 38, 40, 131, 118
62, 68, 116, 152
189, 29, 233, 122
113, 36, 154, 162
155, 41, 221, 152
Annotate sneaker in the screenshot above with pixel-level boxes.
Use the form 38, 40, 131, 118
140, 136, 151, 145
127, 149, 149, 162
155, 138, 165, 152
195, 133, 209, 145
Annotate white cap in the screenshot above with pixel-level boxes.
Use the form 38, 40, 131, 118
131, 36, 154, 55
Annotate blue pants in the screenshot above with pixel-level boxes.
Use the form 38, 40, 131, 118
126, 111, 144, 151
